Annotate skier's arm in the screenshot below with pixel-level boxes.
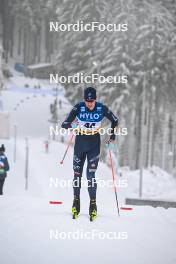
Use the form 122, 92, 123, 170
61, 104, 80, 129
4, 157, 10, 172
103, 105, 118, 140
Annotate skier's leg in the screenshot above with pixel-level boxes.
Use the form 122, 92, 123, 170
86, 136, 100, 220
73, 135, 87, 196
72, 136, 87, 218
0, 178, 5, 195
73, 153, 86, 197
86, 141, 100, 200
72, 154, 85, 217
87, 148, 99, 220
72, 150, 86, 217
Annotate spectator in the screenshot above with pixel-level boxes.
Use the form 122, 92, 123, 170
0, 144, 10, 195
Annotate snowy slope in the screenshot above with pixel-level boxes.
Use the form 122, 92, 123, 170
1, 74, 70, 137
0, 75, 176, 264
0, 138, 176, 264
124, 166, 176, 200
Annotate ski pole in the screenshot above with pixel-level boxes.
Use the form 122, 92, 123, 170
60, 134, 74, 165
108, 143, 120, 216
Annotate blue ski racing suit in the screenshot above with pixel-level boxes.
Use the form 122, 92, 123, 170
61, 101, 118, 199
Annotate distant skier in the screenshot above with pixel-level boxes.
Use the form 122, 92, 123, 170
0, 144, 10, 195
61, 87, 118, 221
44, 140, 49, 153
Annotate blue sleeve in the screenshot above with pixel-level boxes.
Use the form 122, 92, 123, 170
61, 104, 80, 129
2, 156, 10, 172
103, 105, 119, 140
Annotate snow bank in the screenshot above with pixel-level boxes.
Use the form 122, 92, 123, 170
123, 166, 176, 200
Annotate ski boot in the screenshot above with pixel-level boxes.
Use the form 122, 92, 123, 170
72, 195, 80, 219
89, 199, 97, 222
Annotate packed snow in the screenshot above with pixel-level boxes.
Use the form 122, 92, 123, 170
0, 74, 176, 264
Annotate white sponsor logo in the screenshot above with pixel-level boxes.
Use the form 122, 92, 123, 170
79, 113, 100, 120
80, 106, 85, 111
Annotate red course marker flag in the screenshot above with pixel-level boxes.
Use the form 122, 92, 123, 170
120, 207, 133, 211
49, 201, 63, 205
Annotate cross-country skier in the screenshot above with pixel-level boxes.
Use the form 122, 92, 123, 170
61, 87, 118, 221
0, 144, 10, 195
